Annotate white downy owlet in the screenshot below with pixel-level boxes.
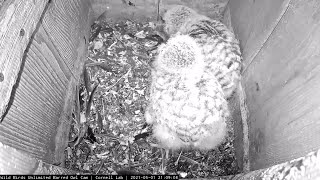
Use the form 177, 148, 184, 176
145, 34, 230, 150
162, 5, 242, 99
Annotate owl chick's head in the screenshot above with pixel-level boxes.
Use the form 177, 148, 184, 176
163, 5, 198, 35
154, 34, 204, 74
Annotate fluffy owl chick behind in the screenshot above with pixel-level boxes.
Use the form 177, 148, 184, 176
145, 34, 229, 150
162, 5, 242, 99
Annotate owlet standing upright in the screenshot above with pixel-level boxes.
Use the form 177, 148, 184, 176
145, 34, 230, 150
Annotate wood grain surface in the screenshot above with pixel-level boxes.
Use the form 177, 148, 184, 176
0, 0, 93, 165
229, 0, 290, 69
229, 0, 320, 170
0, 0, 48, 121
0, 142, 77, 174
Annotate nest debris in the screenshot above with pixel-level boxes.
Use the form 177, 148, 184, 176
64, 19, 240, 178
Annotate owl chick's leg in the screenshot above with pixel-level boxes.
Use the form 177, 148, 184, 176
160, 148, 166, 174
160, 148, 170, 174
166, 149, 169, 159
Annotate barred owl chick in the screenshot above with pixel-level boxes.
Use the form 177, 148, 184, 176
162, 5, 198, 35
145, 34, 229, 150
154, 33, 204, 80
163, 5, 242, 99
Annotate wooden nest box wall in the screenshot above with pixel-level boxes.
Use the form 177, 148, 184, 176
0, 0, 93, 173
0, 0, 320, 177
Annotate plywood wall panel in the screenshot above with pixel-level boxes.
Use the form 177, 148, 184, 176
9, 104, 56, 133
42, 0, 93, 164
41, 5, 76, 70
0, 0, 49, 121
0, 126, 49, 159
0, 142, 77, 174
28, 42, 69, 92
19, 68, 64, 109
42, 0, 92, 73
238, 0, 320, 170
228, 0, 290, 69
0, 0, 93, 164
0, 53, 65, 160
20, 68, 64, 111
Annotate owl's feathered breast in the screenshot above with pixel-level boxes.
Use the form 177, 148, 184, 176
147, 68, 229, 146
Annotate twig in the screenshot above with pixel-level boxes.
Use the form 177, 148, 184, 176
96, 159, 107, 174
114, 145, 128, 164
96, 110, 103, 131
72, 124, 88, 148
173, 152, 209, 169
102, 98, 105, 115
108, 41, 117, 50
149, 143, 162, 148
86, 83, 99, 118
104, 68, 132, 92
157, 0, 161, 21
175, 150, 183, 166
125, 18, 137, 24
130, 157, 158, 168
149, 149, 161, 158
113, 35, 126, 50
127, 140, 132, 169
86, 57, 117, 64
132, 53, 152, 69
95, 133, 122, 141
132, 52, 150, 60
75, 85, 81, 125
112, 144, 128, 164
83, 64, 92, 94
134, 167, 152, 175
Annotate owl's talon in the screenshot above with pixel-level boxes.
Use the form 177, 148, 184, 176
160, 148, 167, 174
